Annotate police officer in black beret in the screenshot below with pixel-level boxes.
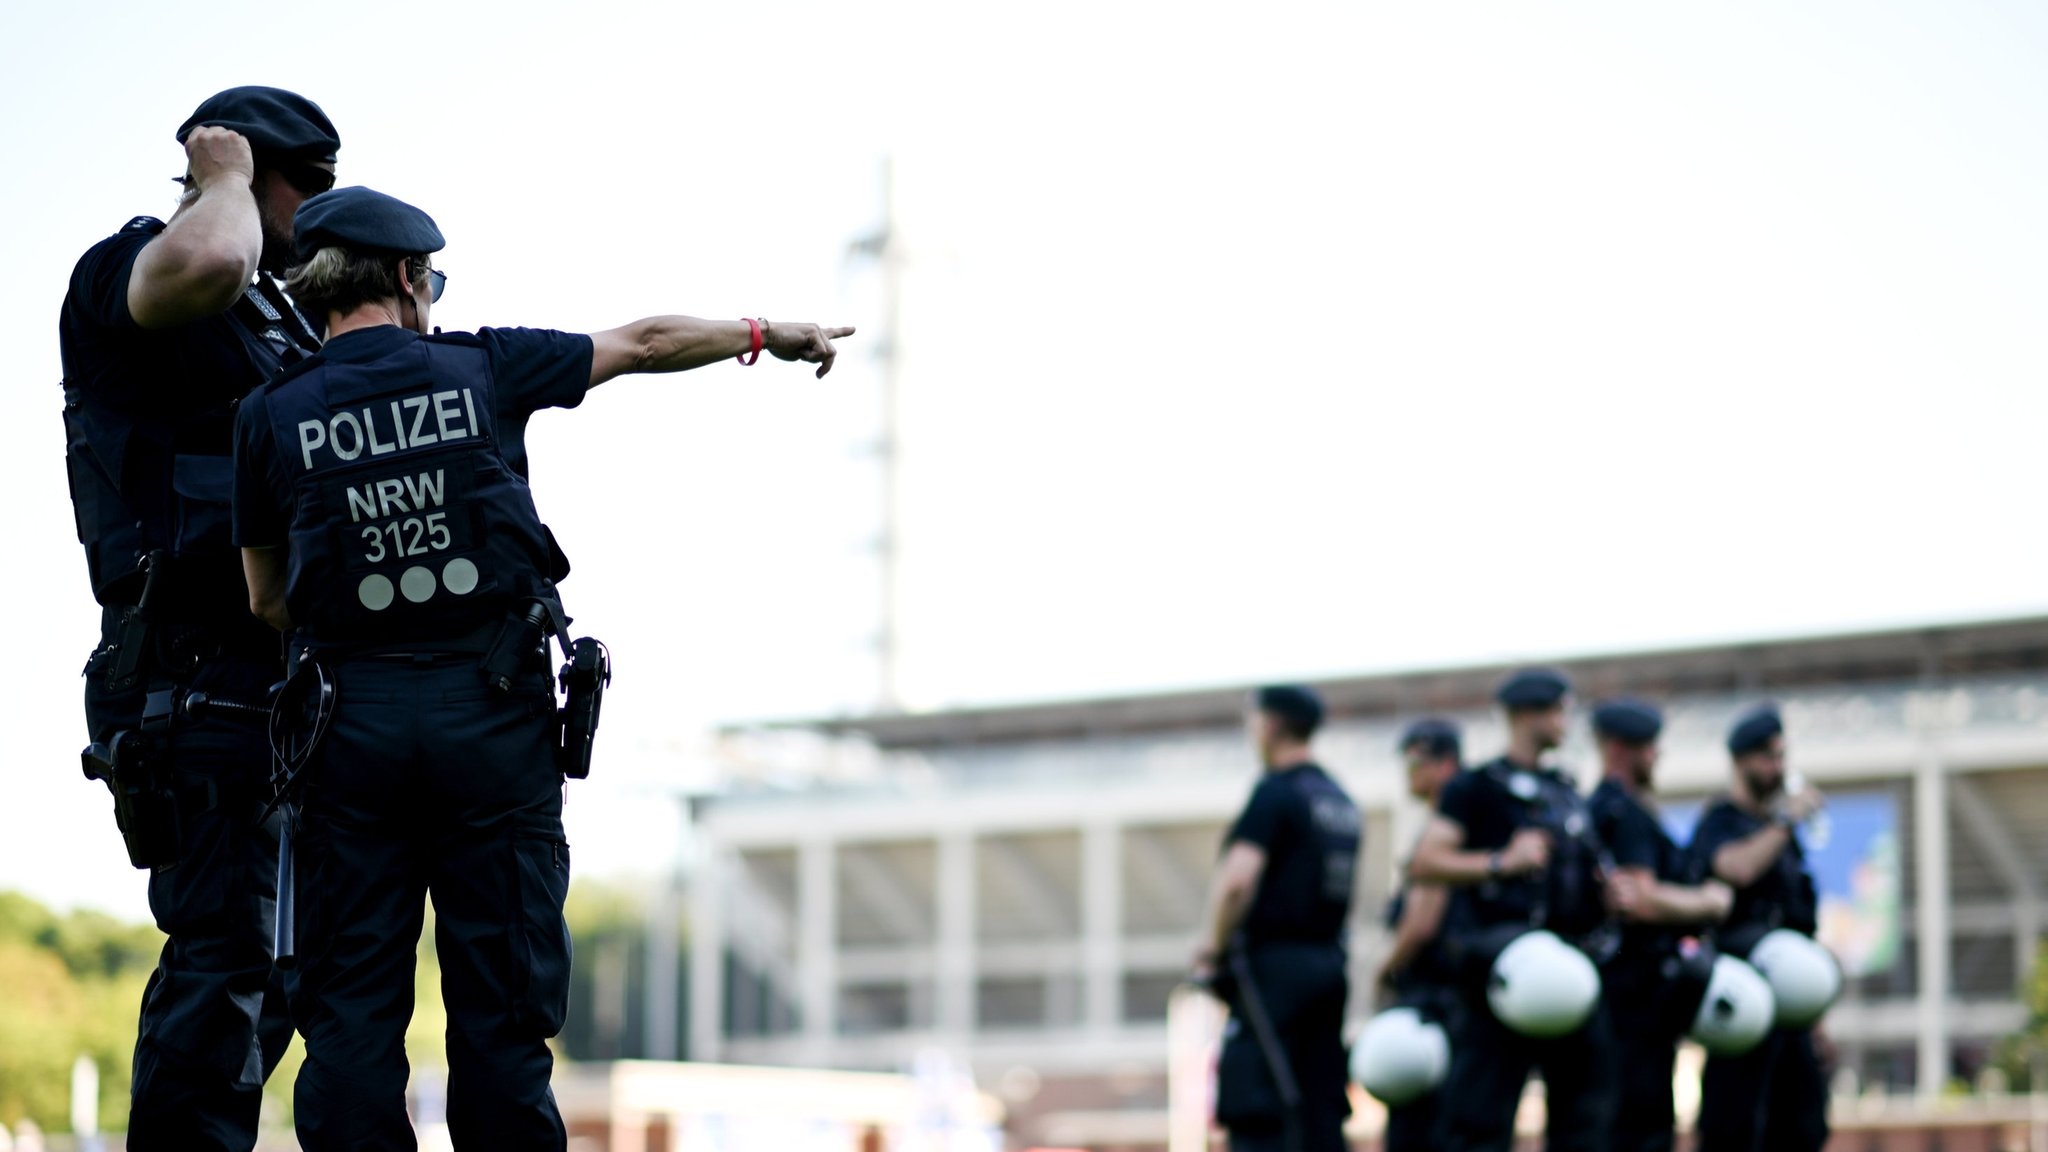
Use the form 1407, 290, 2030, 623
1408, 668, 1619, 1151
230, 186, 851, 1150
58, 85, 339, 1151
1584, 698, 1734, 1152
1687, 706, 1830, 1152
1194, 685, 1361, 1152
1376, 717, 1463, 1152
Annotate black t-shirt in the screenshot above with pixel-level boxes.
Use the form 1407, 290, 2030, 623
231, 325, 592, 549
1225, 762, 1361, 948
1587, 777, 1688, 969
1688, 798, 1819, 938
1437, 757, 1607, 938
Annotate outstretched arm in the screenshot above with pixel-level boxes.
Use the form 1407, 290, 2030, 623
129, 128, 263, 330
587, 317, 855, 387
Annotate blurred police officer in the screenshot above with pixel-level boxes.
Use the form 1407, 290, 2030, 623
1194, 685, 1361, 1152
1584, 699, 1734, 1152
1408, 668, 1618, 1152
230, 187, 851, 1150
1688, 706, 1830, 1152
58, 86, 339, 1150
1375, 717, 1462, 1152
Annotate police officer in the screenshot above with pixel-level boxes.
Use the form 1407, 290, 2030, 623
1584, 698, 1734, 1152
229, 187, 852, 1150
1375, 717, 1462, 1152
58, 86, 339, 1150
1688, 705, 1831, 1152
1408, 667, 1619, 1152
1193, 685, 1361, 1152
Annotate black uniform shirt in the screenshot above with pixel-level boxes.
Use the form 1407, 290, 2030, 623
1587, 777, 1687, 968
1438, 757, 1607, 937
231, 325, 591, 549
1225, 762, 1361, 948
1688, 797, 1818, 936
1436, 759, 1540, 931
61, 220, 294, 422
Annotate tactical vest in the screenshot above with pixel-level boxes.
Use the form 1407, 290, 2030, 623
62, 221, 318, 618
1471, 762, 1610, 940
258, 332, 560, 645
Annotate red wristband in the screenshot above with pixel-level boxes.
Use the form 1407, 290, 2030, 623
738, 317, 763, 366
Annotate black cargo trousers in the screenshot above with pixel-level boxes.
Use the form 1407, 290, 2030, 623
83, 632, 294, 1152
289, 654, 571, 1152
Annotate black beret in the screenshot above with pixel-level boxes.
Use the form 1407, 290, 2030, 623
1399, 717, 1462, 761
1256, 684, 1325, 736
1496, 667, 1571, 710
1591, 697, 1663, 745
1727, 705, 1784, 757
177, 86, 339, 162
292, 187, 445, 263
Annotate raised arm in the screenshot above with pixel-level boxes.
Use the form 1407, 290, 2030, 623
1710, 824, 1797, 889
128, 128, 263, 330
587, 316, 855, 387
1708, 788, 1820, 888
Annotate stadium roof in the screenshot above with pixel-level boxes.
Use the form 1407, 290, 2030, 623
788, 615, 2048, 751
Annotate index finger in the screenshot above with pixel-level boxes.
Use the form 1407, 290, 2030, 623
825, 326, 856, 339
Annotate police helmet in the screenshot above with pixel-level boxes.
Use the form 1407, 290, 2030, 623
1349, 1007, 1450, 1106
1689, 955, 1777, 1056
1486, 929, 1601, 1038
1748, 929, 1841, 1027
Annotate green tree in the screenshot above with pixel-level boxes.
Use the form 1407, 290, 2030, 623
1995, 936, 2048, 1091
0, 892, 163, 1132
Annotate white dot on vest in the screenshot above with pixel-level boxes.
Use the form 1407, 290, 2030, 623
443, 557, 478, 595
400, 566, 437, 603
358, 574, 395, 611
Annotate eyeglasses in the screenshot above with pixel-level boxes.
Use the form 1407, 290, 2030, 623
425, 268, 447, 303
276, 164, 337, 197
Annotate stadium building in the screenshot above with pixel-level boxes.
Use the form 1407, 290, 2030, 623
689, 616, 2048, 1149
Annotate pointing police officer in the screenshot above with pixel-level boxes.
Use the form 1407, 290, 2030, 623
1375, 717, 1463, 1152
58, 86, 338, 1150
1687, 706, 1831, 1152
1584, 699, 1734, 1152
230, 187, 851, 1149
1408, 668, 1619, 1152
1194, 685, 1361, 1152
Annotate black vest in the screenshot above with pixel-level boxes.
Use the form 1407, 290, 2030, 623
1464, 761, 1610, 940
62, 228, 318, 618
256, 332, 559, 645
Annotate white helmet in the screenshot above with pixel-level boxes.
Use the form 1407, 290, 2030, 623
1350, 1007, 1450, 1106
1689, 955, 1776, 1056
1747, 929, 1841, 1028
1487, 930, 1601, 1038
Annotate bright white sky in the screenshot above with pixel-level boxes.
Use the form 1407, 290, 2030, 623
3, 1, 2045, 920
